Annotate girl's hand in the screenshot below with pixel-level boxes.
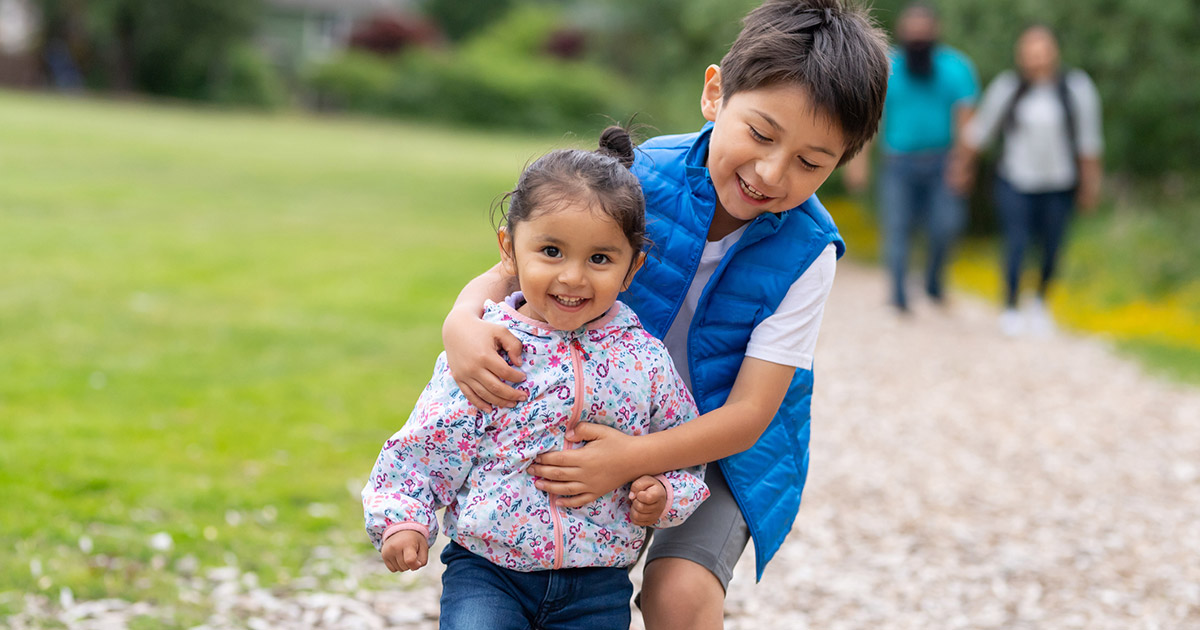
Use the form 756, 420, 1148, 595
442, 310, 527, 412
628, 476, 667, 526
380, 530, 429, 573
530, 423, 640, 507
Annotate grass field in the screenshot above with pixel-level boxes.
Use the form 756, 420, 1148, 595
0, 90, 571, 614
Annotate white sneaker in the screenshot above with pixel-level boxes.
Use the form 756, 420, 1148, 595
1027, 298, 1055, 338
999, 308, 1024, 337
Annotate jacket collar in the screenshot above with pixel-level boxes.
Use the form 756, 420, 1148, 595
485, 293, 642, 341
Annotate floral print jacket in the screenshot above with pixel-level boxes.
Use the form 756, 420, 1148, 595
363, 296, 708, 572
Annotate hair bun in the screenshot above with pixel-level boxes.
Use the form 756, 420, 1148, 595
597, 126, 636, 169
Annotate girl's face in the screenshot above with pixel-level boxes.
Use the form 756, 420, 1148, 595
498, 202, 644, 331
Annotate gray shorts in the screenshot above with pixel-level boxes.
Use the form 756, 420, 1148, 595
643, 463, 750, 591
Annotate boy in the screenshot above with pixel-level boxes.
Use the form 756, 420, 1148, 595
441, 1, 889, 627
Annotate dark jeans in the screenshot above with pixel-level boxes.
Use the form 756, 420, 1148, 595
994, 177, 1076, 308
439, 541, 633, 630
880, 151, 966, 309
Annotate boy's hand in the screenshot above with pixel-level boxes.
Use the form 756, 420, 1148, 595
628, 476, 667, 526
443, 310, 527, 411
530, 423, 640, 507
381, 530, 429, 573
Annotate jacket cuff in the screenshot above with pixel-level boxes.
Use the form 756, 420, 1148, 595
382, 522, 430, 544
654, 474, 675, 517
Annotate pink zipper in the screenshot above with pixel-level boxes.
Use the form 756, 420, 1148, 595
550, 339, 587, 569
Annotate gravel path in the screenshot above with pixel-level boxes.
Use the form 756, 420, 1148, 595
10, 262, 1199, 629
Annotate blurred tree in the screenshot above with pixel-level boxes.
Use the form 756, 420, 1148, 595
36, 0, 267, 102
418, 0, 514, 42
580, 0, 757, 132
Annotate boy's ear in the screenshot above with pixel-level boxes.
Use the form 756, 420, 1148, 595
497, 228, 517, 277
622, 251, 647, 291
700, 65, 723, 123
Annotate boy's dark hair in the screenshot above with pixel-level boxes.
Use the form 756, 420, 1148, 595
720, 0, 890, 165
495, 126, 645, 258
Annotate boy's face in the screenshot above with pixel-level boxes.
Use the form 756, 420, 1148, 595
701, 66, 845, 225
498, 203, 644, 332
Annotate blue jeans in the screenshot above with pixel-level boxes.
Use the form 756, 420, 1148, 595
439, 541, 633, 630
994, 177, 1076, 308
880, 151, 966, 309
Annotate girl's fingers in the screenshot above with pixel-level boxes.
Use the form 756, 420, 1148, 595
402, 546, 424, 571
630, 476, 655, 493
417, 540, 429, 568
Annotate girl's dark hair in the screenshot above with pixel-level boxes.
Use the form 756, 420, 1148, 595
719, 0, 890, 165
495, 125, 645, 256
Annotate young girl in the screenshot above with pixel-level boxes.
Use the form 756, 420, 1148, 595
362, 127, 709, 630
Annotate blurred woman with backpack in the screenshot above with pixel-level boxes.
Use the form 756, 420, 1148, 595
950, 25, 1103, 337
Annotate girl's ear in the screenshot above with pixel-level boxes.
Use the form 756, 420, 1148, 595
700, 65, 723, 123
498, 228, 518, 277
622, 251, 647, 291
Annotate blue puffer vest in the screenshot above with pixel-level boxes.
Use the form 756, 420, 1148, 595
621, 123, 845, 580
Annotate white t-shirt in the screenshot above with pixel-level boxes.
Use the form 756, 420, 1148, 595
662, 225, 837, 391
963, 69, 1103, 193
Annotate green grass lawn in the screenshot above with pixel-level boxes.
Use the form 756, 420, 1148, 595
0, 90, 569, 612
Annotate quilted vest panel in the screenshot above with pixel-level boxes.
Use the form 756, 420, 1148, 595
621, 124, 845, 579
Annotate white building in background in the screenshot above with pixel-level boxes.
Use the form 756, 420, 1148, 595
259, 0, 416, 81
0, 0, 39, 86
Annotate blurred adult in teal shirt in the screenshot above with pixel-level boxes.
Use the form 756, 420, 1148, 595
847, 3, 978, 312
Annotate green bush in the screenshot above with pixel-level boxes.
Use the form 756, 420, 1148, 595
304, 5, 632, 133
211, 44, 289, 109
1065, 200, 1200, 308
304, 51, 401, 114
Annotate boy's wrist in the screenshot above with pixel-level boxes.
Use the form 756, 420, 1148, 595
626, 433, 659, 479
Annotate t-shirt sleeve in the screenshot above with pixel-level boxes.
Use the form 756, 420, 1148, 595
1069, 70, 1104, 157
964, 71, 1020, 151
743, 243, 837, 370
951, 51, 982, 106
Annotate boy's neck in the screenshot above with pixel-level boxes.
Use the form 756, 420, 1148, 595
707, 200, 750, 241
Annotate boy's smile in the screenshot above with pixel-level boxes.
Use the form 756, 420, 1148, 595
498, 203, 644, 332
701, 66, 845, 240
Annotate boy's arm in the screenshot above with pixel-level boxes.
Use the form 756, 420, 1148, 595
643, 353, 709, 527
531, 357, 793, 506
442, 263, 527, 410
